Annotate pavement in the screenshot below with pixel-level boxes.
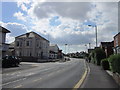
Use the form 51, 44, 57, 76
81, 62, 120, 88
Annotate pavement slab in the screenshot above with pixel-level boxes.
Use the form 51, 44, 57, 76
82, 63, 119, 88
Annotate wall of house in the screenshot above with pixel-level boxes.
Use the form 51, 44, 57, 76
2, 33, 6, 44
114, 33, 120, 47
118, 34, 120, 46
49, 45, 59, 53
0, 32, 6, 44
0, 32, 9, 58
15, 33, 49, 61
0, 32, 2, 44
114, 33, 120, 54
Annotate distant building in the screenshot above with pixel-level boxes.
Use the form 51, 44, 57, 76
15, 32, 49, 62
88, 49, 94, 54
100, 41, 114, 57
113, 32, 120, 54
67, 51, 86, 58
49, 44, 59, 59
58, 49, 63, 59
0, 26, 10, 59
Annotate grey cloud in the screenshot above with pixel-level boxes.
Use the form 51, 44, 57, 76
4, 23, 28, 37
46, 32, 95, 45
33, 2, 92, 20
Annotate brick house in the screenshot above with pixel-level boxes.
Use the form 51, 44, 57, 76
113, 32, 120, 54
100, 41, 114, 57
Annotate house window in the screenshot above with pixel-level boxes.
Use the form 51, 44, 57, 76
30, 52, 32, 56
30, 41, 32, 47
19, 52, 22, 56
26, 41, 29, 46
36, 41, 39, 47
115, 37, 118, 47
20, 42, 22, 47
16, 41, 19, 47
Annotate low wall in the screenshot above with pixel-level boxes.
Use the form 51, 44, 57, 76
113, 73, 120, 86
19, 56, 38, 62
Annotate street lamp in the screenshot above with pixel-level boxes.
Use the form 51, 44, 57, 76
88, 25, 98, 47
85, 44, 87, 53
89, 43, 91, 49
65, 44, 67, 55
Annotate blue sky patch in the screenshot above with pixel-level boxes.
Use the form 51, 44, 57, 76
49, 16, 61, 26
2, 2, 24, 23
83, 20, 96, 27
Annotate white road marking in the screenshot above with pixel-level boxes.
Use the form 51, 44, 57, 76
25, 73, 35, 76
14, 84, 22, 88
33, 78, 42, 82
2, 78, 26, 86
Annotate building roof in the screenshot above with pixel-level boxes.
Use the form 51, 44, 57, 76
114, 32, 120, 38
50, 44, 59, 48
0, 26, 10, 33
15, 31, 49, 42
100, 41, 114, 48
50, 44, 57, 46
101, 41, 114, 45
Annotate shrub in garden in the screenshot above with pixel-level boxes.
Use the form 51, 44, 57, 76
90, 50, 96, 64
101, 59, 110, 70
94, 48, 106, 65
109, 54, 120, 74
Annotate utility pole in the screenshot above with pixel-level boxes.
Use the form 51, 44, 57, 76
65, 44, 67, 55
88, 25, 98, 47
89, 43, 91, 49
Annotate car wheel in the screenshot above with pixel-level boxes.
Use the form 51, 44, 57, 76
15, 63, 19, 66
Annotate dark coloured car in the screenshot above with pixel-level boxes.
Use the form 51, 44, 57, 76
2, 56, 20, 68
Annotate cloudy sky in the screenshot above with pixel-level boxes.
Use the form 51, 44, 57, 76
0, 0, 119, 53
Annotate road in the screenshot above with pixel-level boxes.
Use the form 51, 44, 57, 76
2, 58, 86, 88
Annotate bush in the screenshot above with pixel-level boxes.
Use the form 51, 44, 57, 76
90, 50, 96, 64
109, 54, 120, 74
101, 59, 110, 70
94, 48, 106, 65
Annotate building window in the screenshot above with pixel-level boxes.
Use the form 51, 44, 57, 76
116, 37, 118, 46
30, 52, 32, 56
30, 41, 32, 47
36, 41, 39, 47
26, 41, 29, 46
16, 41, 19, 47
20, 42, 22, 47
19, 52, 22, 56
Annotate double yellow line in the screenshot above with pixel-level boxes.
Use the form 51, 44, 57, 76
73, 61, 90, 89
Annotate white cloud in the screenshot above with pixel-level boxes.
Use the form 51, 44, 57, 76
6, 34, 15, 43
0, 22, 28, 43
12, 1, 119, 52
14, 11, 27, 22
21, 4, 28, 11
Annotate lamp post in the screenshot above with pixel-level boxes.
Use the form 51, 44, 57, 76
85, 44, 87, 53
65, 44, 67, 55
89, 43, 91, 49
88, 25, 97, 47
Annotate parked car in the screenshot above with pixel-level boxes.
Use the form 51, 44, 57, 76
2, 56, 20, 67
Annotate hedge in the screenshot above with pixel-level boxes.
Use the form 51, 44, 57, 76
94, 48, 106, 65
101, 58, 110, 70
109, 54, 120, 74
